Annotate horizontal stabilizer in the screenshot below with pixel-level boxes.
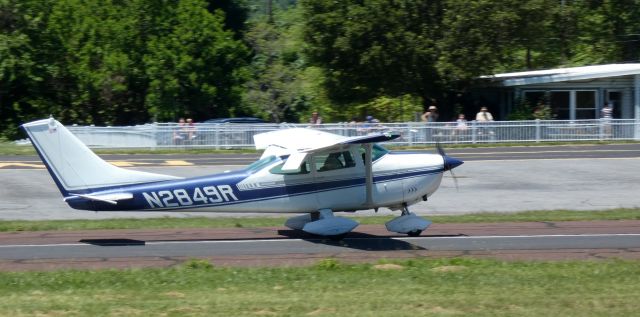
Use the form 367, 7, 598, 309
65, 193, 133, 205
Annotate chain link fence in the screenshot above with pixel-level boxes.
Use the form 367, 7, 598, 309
67, 119, 640, 149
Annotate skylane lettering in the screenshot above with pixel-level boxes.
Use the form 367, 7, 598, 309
142, 185, 238, 208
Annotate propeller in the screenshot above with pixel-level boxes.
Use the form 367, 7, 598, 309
436, 143, 464, 191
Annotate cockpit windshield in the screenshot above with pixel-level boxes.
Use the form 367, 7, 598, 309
372, 144, 389, 161
244, 155, 279, 173
360, 144, 389, 162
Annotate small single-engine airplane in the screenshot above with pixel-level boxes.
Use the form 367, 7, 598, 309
22, 118, 463, 237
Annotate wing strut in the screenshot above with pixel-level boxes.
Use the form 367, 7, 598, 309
364, 143, 373, 207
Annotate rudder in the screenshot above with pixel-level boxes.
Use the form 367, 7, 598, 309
21, 118, 180, 197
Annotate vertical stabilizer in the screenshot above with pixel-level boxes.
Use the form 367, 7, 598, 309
21, 118, 180, 196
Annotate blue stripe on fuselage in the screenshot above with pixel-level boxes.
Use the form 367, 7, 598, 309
67, 167, 443, 211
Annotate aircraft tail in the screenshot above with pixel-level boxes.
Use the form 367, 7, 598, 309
21, 118, 180, 197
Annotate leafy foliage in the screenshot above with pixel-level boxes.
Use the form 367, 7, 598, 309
0, 0, 249, 138
3, 0, 640, 138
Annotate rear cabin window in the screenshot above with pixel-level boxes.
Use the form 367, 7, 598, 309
315, 151, 356, 172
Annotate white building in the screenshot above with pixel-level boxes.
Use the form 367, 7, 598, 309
483, 63, 640, 120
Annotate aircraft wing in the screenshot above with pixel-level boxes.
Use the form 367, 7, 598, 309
322, 132, 400, 146
255, 128, 399, 152
256, 129, 400, 171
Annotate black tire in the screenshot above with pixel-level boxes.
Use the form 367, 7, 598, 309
407, 230, 422, 237
328, 233, 347, 241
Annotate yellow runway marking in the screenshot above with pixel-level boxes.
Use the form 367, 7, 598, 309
162, 160, 194, 166
108, 161, 153, 167
0, 160, 194, 169
0, 162, 45, 169
107, 160, 193, 167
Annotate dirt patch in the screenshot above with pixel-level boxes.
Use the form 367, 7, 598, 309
372, 263, 404, 270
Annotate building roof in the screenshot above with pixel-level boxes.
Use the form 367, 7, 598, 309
483, 63, 640, 86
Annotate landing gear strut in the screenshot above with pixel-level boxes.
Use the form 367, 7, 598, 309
385, 205, 431, 236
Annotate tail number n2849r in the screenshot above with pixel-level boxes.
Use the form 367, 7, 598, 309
142, 185, 238, 208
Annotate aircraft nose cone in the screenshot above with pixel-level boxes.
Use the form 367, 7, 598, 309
443, 155, 463, 171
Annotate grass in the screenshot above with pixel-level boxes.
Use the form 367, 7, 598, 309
0, 257, 639, 316
1, 208, 639, 232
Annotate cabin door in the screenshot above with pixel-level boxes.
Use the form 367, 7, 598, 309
312, 147, 366, 211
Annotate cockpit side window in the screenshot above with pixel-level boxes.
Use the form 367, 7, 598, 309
270, 161, 310, 175
315, 151, 356, 172
245, 155, 279, 173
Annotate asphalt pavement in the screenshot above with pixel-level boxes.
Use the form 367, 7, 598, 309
0, 144, 639, 220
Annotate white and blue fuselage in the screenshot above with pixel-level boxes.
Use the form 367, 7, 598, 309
65, 147, 446, 213
22, 118, 462, 236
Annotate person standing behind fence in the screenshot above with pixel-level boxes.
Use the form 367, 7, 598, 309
309, 111, 323, 125
173, 118, 187, 145
475, 106, 495, 139
421, 105, 439, 142
601, 103, 613, 137
185, 118, 197, 143
601, 103, 613, 120
475, 106, 494, 122
421, 105, 439, 123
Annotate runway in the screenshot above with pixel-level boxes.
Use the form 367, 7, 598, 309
1, 144, 639, 270
2, 143, 640, 169
1, 221, 639, 270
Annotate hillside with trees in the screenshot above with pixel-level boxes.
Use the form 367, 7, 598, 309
2, 0, 639, 138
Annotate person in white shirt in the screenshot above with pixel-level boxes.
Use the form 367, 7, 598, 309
601, 103, 613, 120
601, 103, 613, 136
475, 106, 494, 122
475, 106, 495, 139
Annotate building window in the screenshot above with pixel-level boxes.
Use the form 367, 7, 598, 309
550, 91, 570, 120
524, 91, 546, 106
576, 91, 596, 119
523, 90, 597, 120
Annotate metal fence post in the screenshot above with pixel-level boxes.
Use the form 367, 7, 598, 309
152, 123, 157, 150
598, 118, 604, 141
535, 119, 541, 142
471, 120, 477, 144
214, 125, 220, 150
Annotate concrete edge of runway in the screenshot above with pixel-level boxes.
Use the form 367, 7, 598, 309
1, 220, 639, 271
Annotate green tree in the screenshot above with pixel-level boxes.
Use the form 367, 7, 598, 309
301, 0, 444, 107
46, 0, 153, 125
0, 0, 250, 138
571, 1, 640, 64
144, 0, 250, 121
0, 0, 60, 139
244, 5, 334, 123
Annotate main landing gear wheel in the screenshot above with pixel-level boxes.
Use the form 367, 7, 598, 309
328, 233, 348, 241
407, 230, 422, 237
385, 205, 431, 236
